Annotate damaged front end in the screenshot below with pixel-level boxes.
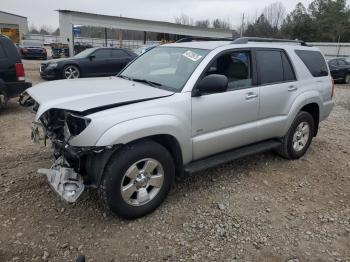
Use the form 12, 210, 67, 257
22, 96, 119, 203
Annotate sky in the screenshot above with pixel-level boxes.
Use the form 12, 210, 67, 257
1, 0, 314, 30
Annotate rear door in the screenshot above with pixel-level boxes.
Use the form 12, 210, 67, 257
255, 48, 300, 140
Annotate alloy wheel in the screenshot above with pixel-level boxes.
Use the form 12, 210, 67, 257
292, 121, 310, 152
64, 66, 80, 79
120, 158, 164, 206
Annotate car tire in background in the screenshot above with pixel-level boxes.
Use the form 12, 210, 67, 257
276, 111, 315, 160
345, 73, 350, 84
99, 140, 175, 219
62, 65, 80, 79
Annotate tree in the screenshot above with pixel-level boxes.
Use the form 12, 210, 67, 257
263, 2, 286, 29
29, 24, 39, 34
195, 20, 210, 28
212, 19, 231, 29
244, 14, 275, 37
174, 13, 194, 26
308, 0, 350, 41
281, 2, 319, 41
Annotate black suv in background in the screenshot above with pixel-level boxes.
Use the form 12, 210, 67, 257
0, 34, 32, 108
327, 57, 350, 84
40, 47, 137, 80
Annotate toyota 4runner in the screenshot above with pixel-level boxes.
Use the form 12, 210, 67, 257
22, 37, 334, 219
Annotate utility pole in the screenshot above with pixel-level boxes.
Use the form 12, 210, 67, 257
240, 13, 245, 38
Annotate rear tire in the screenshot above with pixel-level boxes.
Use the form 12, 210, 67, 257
276, 111, 315, 160
345, 73, 350, 84
0, 90, 8, 109
99, 140, 175, 219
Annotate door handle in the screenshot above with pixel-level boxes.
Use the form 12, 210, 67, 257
246, 92, 258, 100
288, 85, 298, 92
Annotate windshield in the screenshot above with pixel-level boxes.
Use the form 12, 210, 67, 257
22, 41, 42, 47
74, 48, 96, 58
120, 47, 209, 92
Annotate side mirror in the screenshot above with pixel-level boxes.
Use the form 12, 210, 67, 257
88, 55, 95, 61
192, 74, 228, 97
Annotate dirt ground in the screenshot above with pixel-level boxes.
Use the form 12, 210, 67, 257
0, 60, 350, 262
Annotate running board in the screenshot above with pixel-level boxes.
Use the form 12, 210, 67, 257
184, 139, 281, 174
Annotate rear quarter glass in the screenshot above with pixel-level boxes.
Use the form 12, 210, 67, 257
295, 50, 328, 77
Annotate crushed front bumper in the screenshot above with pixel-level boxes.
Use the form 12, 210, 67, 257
38, 157, 85, 202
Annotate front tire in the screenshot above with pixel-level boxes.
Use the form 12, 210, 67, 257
99, 140, 175, 219
277, 111, 315, 160
62, 65, 80, 79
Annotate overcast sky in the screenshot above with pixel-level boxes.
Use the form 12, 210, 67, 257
1, 0, 314, 30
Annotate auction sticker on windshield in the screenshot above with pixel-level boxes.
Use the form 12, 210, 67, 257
183, 50, 203, 62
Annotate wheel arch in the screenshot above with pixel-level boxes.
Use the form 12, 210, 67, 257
62, 63, 82, 78
300, 103, 320, 137
285, 92, 321, 137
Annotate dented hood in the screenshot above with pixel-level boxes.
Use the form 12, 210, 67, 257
27, 77, 173, 117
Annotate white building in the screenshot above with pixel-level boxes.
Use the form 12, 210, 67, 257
0, 10, 28, 43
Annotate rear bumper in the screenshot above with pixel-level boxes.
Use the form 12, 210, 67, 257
320, 100, 334, 122
6, 81, 32, 98
22, 53, 47, 59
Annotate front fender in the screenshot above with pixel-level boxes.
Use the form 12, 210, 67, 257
95, 115, 192, 163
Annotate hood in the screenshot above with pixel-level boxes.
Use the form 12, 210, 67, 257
27, 77, 174, 118
45, 58, 73, 64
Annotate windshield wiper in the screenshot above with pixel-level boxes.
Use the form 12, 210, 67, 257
117, 75, 132, 81
132, 78, 163, 87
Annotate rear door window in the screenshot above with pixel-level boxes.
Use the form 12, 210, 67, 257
111, 49, 129, 58
295, 50, 328, 77
256, 50, 284, 85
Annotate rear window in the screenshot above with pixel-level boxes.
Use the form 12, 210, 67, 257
295, 50, 328, 77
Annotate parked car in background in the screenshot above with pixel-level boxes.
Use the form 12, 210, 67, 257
133, 44, 158, 56
0, 34, 31, 108
327, 57, 350, 84
40, 47, 137, 80
19, 40, 47, 60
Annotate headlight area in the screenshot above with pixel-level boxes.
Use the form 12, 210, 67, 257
39, 109, 91, 142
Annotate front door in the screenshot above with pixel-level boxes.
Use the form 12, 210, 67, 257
85, 49, 112, 77
191, 50, 260, 160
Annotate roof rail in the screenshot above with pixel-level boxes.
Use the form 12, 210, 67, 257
176, 37, 233, 43
232, 37, 309, 46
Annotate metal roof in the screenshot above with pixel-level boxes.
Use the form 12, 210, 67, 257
0, 10, 27, 19
57, 9, 233, 38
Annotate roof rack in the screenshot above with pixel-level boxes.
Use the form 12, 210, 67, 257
232, 37, 309, 46
176, 37, 233, 43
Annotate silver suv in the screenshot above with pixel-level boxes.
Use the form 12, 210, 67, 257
23, 37, 334, 219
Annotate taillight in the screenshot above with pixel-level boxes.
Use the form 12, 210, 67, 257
331, 78, 335, 98
22, 48, 28, 53
15, 63, 25, 81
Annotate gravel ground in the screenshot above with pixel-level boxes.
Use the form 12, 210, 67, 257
0, 61, 349, 261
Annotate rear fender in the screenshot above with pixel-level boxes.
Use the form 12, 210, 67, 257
283, 91, 321, 136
